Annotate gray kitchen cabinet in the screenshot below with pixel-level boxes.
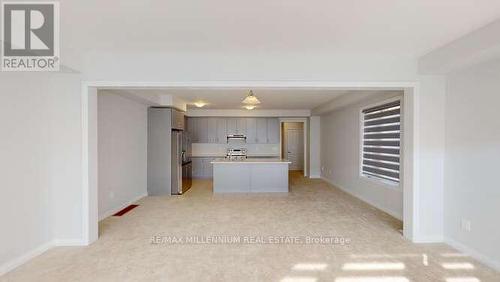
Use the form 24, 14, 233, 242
216, 118, 227, 143
196, 118, 209, 143
192, 157, 215, 178
267, 118, 280, 143
225, 118, 246, 136
246, 118, 257, 143
171, 109, 185, 130
187, 117, 197, 142
256, 118, 268, 144
188, 117, 280, 144
203, 158, 214, 178
207, 118, 218, 143
226, 118, 237, 135
192, 158, 204, 178
236, 118, 247, 135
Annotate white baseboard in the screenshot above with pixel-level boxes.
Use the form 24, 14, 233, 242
0, 241, 54, 276
98, 193, 147, 221
1, 193, 147, 276
309, 174, 321, 179
445, 237, 500, 272
412, 235, 444, 243
0, 237, 89, 276
53, 239, 87, 247
320, 176, 403, 221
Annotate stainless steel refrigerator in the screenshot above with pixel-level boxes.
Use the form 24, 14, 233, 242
171, 129, 192, 195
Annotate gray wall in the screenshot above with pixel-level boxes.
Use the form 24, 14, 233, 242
444, 59, 500, 269
98, 92, 148, 220
320, 92, 404, 219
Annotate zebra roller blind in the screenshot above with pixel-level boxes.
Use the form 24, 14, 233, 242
361, 100, 401, 184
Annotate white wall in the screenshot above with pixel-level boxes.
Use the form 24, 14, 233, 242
414, 75, 446, 242
419, 19, 500, 74
97, 92, 148, 220
0, 73, 82, 274
443, 59, 500, 270
320, 92, 404, 220
309, 117, 321, 178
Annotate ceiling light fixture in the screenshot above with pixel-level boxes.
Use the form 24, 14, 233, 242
194, 101, 206, 108
242, 90, 261, 105
244, 105, 256, 110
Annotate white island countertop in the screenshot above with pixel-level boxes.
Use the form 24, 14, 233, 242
211, 158, 291, 164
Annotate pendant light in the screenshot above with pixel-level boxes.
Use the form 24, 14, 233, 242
243, 105, 256, 110
242, 90, 261, 105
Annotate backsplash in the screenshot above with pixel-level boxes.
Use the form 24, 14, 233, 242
192, 142, 280, 157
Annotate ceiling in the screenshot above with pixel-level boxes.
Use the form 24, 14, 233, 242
65, 1, 500, 58
109, 88, 397, 110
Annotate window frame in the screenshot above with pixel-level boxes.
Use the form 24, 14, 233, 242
359, 97, 403, 188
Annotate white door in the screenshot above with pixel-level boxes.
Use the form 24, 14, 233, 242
286, 129, 304, 170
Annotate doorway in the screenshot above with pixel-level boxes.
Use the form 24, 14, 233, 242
282, 122, 304, 172
83, 83, 418, 245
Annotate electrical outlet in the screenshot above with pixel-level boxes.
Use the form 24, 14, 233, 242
461, 219, 471, 232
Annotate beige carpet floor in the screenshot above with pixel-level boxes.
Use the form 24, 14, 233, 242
2, 172, 499, 282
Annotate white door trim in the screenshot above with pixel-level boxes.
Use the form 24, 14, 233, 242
279, 118, 308, 176
82, 80, 419, 244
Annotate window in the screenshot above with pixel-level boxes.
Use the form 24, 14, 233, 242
361, 99, 401, 184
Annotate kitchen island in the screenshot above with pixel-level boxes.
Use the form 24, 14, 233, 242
211, 158, 291, 193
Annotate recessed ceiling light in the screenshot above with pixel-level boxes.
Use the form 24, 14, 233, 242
194, 101, 206, 108
244, 105, 256, 110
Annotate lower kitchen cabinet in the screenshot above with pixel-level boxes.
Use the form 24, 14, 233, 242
203, 158, 214, 178
192, 158, 203, 178
192, 157, 216, 179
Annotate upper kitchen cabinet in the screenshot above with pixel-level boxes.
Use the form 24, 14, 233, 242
256, 118, 268, 144
227, 118, 246, 135
267, 118, 280, 144
196, 118, 209, 143
246, 118, 257, 143
216, 118, 227, 143
226, 118, 237, 135
187, 117, 226, 144
207, 118, 218, 143
236, 118, 247, 135
187, 117, 197, 142
171, 109, 185, 130
187, 117, 280, 144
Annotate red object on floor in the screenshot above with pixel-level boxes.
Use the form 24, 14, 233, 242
113, 205, 139, 216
